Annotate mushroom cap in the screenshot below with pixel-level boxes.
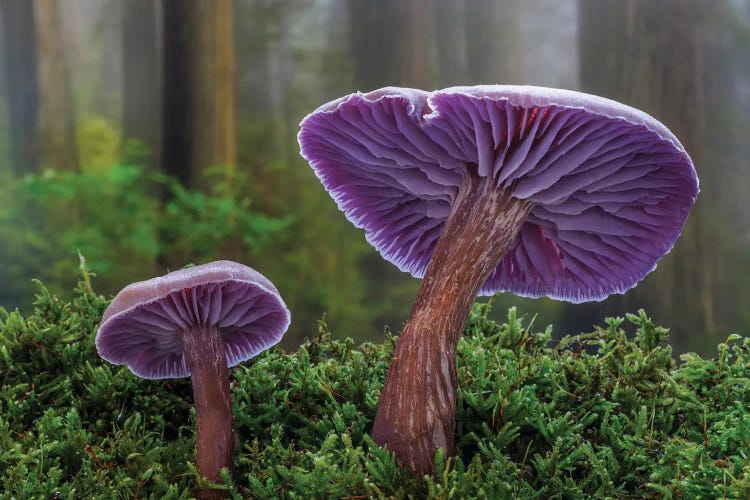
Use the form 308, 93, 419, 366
298, 85, 699, 303
96, 261, 291, 379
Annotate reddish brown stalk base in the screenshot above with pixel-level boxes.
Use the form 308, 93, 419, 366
371, 173, 532, 476
182, 327, 235, 499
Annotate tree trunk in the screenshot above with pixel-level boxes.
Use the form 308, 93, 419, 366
464, 0, 521, 84
576, 0, 721, 347
347, 0, 399, 89
162, 0, 191, 186
161, 0, 236, 188
348, 0, 433, 90
433, 0, 468, 87
34, 0, 77, 171
189, 0, 236, 178
398, 0, 432, 89
0, 0, 39, 174
122, 0, 159, 168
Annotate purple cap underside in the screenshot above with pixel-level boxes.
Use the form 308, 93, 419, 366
298, 85, 699, 303
96, 261, 291, 379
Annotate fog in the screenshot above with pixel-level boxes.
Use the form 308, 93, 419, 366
1, 0, 748, 355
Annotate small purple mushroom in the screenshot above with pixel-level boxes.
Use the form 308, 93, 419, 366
298, 85, 698, 474
96, 260, 290, 497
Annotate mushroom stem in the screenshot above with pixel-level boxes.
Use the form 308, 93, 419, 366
371, 173, 532, 475
181, 326, 235, 499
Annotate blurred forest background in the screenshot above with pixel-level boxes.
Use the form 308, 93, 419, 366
0, 0, 748, 355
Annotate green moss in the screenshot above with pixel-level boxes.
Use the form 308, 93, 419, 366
1, 268, 748, 499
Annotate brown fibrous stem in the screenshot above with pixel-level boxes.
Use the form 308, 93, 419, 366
371, 172, 533, 475
181, 326, 235, 499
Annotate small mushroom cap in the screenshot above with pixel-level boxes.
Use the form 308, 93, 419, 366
96, 261, 291, 379
298, 85, 699, 303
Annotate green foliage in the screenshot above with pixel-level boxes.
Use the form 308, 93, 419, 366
0, 163, 290, 310
76, 116, 123, 172
2, 112, 416, 347
161, 166, 292, 262
1, 272, 748, 498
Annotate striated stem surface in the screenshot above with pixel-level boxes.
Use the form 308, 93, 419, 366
182, 326, 234, 499
371, 173, 532, 475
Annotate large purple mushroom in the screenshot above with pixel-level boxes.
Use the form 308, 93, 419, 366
298, 85, 698, 475
96, 260, 290, 498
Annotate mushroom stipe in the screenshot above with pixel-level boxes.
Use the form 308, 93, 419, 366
180, 326, 234, 495
372, 173, 532, 473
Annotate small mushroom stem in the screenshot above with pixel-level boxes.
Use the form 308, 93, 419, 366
371, 172, 532, 475
181, 326, 235, 499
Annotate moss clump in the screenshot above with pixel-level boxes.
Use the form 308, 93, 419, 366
1, 269, 749, 498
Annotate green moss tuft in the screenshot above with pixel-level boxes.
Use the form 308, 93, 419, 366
1, 269, 748, 498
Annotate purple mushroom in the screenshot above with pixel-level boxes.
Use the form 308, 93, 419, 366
298, 85, 698, 474
96, 260, 290, 497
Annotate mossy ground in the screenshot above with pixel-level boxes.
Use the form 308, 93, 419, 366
1, 267, 749, 499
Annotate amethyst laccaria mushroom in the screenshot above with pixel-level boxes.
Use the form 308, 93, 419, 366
96, 260, 290, 498
298, 85, 699, 475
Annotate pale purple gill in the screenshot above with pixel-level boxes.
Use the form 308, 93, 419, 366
298, 85, 699, 302
96, 260, 290, 379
